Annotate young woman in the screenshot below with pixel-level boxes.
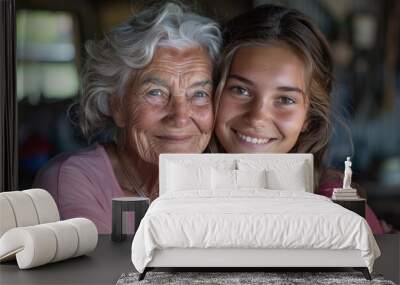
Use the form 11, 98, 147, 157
213, 4, 384, 234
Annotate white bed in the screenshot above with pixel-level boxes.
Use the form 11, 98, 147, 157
131, 154, 380, 280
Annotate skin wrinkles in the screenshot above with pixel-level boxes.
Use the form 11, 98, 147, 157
215, 45, 309, 154
138, 71, 213, 100
112, 46, 214, 167
140, 67, 212, 97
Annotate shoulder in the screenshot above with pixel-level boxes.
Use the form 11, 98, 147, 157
37, 144, 106, 176
33, 144, 111, 191
60, 144, 108, 170
315, 168, 342, 197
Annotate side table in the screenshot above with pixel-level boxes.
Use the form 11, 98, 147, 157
112, 197, 150, 242
332, 198, 366, 218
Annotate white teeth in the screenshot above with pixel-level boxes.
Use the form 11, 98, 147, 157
237, 131, 270, 144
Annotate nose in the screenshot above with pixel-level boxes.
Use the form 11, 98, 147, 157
244, 96, 273, 124
164, 96, 191, 128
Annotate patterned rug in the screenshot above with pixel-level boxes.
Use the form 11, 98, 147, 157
116, 271, 396, 285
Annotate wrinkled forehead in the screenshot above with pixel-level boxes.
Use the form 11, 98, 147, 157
123, 46, 214, 96
144, 46, 214, 75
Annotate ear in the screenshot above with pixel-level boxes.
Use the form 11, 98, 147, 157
110, 95, 126, 128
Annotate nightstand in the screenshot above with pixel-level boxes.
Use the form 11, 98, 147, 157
112, 197, 150, 242
332, 198, 366, 218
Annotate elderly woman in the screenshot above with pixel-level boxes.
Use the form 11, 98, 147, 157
34, 3, 221, 233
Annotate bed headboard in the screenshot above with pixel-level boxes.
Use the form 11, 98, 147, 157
159, 153, 314, 196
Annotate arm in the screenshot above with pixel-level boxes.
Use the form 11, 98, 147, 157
33, 156, 111, 234
56, 163, 111, 234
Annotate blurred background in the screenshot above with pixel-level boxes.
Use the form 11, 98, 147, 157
16, 0, 400, 228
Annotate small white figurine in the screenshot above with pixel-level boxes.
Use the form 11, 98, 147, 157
333, 157, 358, 199
342, 156, 352, 189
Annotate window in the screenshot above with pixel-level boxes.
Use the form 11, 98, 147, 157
17, 10, 79, 103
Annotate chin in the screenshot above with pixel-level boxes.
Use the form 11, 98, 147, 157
140, 154, 159, 165
159, 146, 202, 154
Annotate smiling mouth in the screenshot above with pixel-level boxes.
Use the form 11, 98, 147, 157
155, 135, 193, 142
234, 130, 276, 145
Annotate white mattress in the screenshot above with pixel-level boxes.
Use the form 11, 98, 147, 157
131, 190, 380, 273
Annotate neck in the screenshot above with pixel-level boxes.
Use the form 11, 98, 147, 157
107, 142, 158, 198
120, 146, 158, 188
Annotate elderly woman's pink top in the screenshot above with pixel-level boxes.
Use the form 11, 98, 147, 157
33, 144, 125, 234
34, 144, 384, 235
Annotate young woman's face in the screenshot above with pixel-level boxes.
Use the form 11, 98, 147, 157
215, 45, 309, 153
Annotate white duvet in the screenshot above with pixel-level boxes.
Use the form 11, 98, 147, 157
131, 190, 380, 273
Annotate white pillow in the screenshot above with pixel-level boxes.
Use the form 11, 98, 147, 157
212, 168, 237, 190
236, 169, 267, 188
266, 163, 307, 191
211, 168, 268, 190
238, 159, 308, 191
167, 163, 212, 191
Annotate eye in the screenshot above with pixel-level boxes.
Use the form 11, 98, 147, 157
190, 90, 211, 106
193, 90, 209, 98
144, 89, 169, 106
276, 96, 296, 105
230, 86, 250, 97
147, 89, 163, 97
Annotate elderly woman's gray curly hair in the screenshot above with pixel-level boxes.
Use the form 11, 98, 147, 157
79, 2, 222, 140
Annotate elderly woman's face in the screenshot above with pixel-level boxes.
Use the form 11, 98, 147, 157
113, 47, 214, 164
215, 45, 309, 154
